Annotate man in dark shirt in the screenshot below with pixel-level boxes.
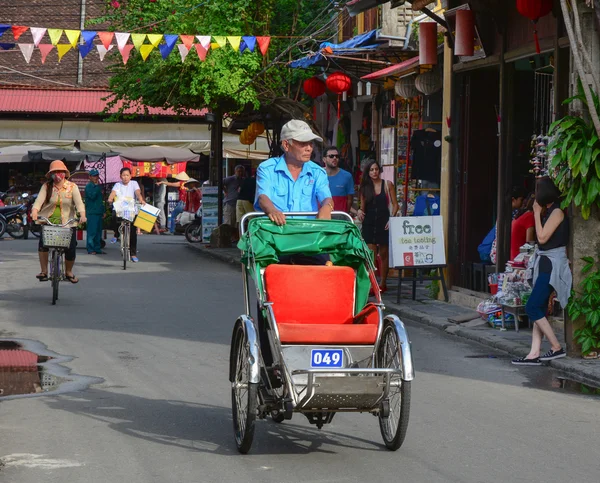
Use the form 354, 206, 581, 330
236, 172, 256, 228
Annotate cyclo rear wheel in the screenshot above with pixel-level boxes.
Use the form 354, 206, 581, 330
377, 323, 411, 451
230, 323, 258, 454
51, 250, 60, 305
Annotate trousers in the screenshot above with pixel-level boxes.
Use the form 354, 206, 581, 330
86, 214, 103, 253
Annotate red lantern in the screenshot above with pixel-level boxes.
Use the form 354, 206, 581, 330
516, 0, 553, 54
303, 77, 326, 120
419, 23, 438, 65
326, 71, 351, 119
455, 10, 475, 57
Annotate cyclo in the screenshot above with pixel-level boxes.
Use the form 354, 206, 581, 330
230, 212, 414, 454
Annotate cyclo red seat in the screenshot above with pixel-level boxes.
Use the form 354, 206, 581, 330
263, 264, 379, 345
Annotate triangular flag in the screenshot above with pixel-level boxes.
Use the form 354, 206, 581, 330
18, 43, 34, 63
180, 35, 194, 50
140, 44, 155, 61
38, 44, 54, 64
213, 36, 227, 49
115, 32, 130, 51
227, 36, 241, 51
0, 25, 10, 38
81, 31, 97, 46
159, 34, 178, 59
64, 30, 80, 48
96, 44, 114, 61
57, 44, 72, 62
242, 36, 256, 53
48, 29, 63, 45
147, 34, 163, 47
196, 36, 211, 50
12, 26, 29, 41
30, 27, 47, 46
119, 44, 134, 64
177, 44, 189, 62
131, 33, 146, 50
256, 36, 270, 55
98, 32, 114, 50
210, 43, 220, 50
194, 44, 208, 61
0, 43, 15, 50
78, 41, 95, 59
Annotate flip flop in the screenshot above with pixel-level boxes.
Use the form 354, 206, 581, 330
65, 274, 79, 284
36, 273, 48, 282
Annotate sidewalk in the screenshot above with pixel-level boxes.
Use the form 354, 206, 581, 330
187, 243, 600, 387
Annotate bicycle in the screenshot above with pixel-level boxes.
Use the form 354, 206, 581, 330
38, 216, 78, 305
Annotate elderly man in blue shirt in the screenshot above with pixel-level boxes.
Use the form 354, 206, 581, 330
255, 120, 334, 225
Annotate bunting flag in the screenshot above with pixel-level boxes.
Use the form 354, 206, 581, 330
78, 40, 95, 59
96, 44, 114, 61
194, 44, 208, 61
48, 28, 63, 45
227, 36, 241, 51
212, 36, 226, 49
140, 44, 154, 61
12, 26, 28, 41
0, 43, 15, 50
56, 44, 72, 61
147, 34, 163, 47
18, 43, 34, 63
30, 27, 47, 46
242, 36, 256, 53
38, 44, 54, 64
115, 32, 130, 51
120, 44, 134, 64
81, 31, 97, 46
98, 31, 114, 50
159, 34, 178, 59
131, 33, 146, 50
177, 44, 189, 62
256, 36, 270, 55
196, 35, 211, 50
0, 25, 10, 37
64, 29, 80, 47
180, 35, 194, 50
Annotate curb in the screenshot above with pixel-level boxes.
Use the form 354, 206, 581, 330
186, 243, 240, 268
383, 302, 600, 388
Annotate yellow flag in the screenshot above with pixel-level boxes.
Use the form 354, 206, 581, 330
64, 29, 80, 48
140, 44, 155, 61
210, 42, 220, 50
147, 34, 163, 47
131, 33, 147, 50
213, 36, 227, 49
57, 44, 72, 61
227, 36, 241, 51
48, 29, 63, 46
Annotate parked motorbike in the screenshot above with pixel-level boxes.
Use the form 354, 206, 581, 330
0, 192, 29, 239
184, 214, 202, 243
25, 193, 41, 239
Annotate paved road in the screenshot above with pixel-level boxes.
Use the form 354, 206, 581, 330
0, 237, 598, 483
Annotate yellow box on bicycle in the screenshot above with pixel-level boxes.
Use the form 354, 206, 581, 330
133, 203, 160, 232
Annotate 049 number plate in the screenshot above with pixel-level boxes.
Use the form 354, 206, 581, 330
310, 349, 343, 368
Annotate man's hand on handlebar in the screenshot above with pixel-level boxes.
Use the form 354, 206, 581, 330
268, 209, 286, 226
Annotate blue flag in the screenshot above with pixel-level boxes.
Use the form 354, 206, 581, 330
159, 34, 178, 59
241, 36, 256, 53
81, 31, 97, 45
0, 43, 15, 50
0, 25, 10, 37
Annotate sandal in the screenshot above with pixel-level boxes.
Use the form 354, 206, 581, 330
36, 272, 48, 282
65, 274, 79, 284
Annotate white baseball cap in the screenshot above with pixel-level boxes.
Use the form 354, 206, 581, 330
280, 120, 323, 143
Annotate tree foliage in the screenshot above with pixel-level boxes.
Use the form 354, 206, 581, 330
90, 0, 336, 116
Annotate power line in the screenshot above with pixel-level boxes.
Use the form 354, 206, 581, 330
0, 64, 77, 87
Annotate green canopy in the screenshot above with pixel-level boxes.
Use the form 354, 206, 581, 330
238, 218, 373, 313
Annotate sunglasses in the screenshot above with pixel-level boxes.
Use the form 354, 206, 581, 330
326, 154, 339, 158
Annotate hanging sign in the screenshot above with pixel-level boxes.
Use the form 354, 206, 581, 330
200, 186, 219, 243
389, 215, 446, 267
68, 170, 90, 194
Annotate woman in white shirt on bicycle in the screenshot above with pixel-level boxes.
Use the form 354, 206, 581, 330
107, 167, 146, 262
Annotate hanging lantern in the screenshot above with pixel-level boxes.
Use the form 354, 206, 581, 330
419, 23, 438, 65
239, 129, 255, 145
395, 76, 419, 99
303, 77, 326, 99
249, 122, 265, 137
516, 0, 553, 54
415, 70, 442, 96
326, 71, 352, 119
357, 81, 363, 96
455, 10, 475, 57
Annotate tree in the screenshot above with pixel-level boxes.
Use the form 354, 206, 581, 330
90, 0, 337, 116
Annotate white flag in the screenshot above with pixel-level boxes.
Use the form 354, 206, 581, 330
30, 27, 47, 47
18, 43, 34, 63
196, 36, 211, 50
115, 32, 130, 52
96, 44, 114, 61
177, 44, 189, 62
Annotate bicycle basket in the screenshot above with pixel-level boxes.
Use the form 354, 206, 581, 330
116, 210, 136, 222
42, 225, 73, 248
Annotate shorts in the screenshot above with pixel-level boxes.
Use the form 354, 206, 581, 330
224, 202, 236, 226
525, 271, 553, 322
236, 200, 254, 224
38, 227, 77, 262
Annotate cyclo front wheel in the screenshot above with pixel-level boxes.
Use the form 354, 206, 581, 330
377, 323, 411, 451
51, 250, 60, 305
230, 323, 258, 454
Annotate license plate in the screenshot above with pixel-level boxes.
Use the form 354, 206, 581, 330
310, 349, 343, 368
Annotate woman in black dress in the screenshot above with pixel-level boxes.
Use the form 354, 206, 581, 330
357, 161, 399, 292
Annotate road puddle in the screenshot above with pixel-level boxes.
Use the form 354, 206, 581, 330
554, 376, 600, 396
0, 339, 103, 400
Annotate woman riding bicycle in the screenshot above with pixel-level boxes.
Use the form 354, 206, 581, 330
31, 160, 86, 283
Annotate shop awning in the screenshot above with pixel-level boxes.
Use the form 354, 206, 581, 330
0, 144, 56, 163
28, 149, 117, 163
117, 146, 200, 164
346, 0, 399, 17
361, 56, 419, 80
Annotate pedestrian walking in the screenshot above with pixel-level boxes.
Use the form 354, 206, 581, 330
512, 177, 572, 366
157, 172, 189, 234
236, 171, 256, 227
223, 165, 245, 227
357, 161, 399, 293
323, 145, 354, 213
155, 177, 167, 231
85, 169, 105, 254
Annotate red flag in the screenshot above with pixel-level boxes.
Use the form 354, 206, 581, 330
194, 44, 207, 61
12, 25, 28, 41
256, 36, 270, 55
38, 44, 54, 64
180, 35, 194, 50
98, 32, 114, 50
120, 44, 134, 65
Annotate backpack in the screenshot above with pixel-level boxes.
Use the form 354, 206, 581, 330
477, 225, 496, 262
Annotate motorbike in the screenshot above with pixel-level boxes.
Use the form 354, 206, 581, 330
0, 192, 29, 239
184, 213, 202, 243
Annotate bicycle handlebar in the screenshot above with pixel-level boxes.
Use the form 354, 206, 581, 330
37, 216, 79, 227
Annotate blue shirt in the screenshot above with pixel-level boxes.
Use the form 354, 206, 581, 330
327, 169, 355, 211
254, 156, 332, 212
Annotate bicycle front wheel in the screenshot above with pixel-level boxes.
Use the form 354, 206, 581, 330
121, 223, 129, 270
51, 250, 60, 305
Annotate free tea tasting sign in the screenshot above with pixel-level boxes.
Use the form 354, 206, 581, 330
389, 216, 446, 267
